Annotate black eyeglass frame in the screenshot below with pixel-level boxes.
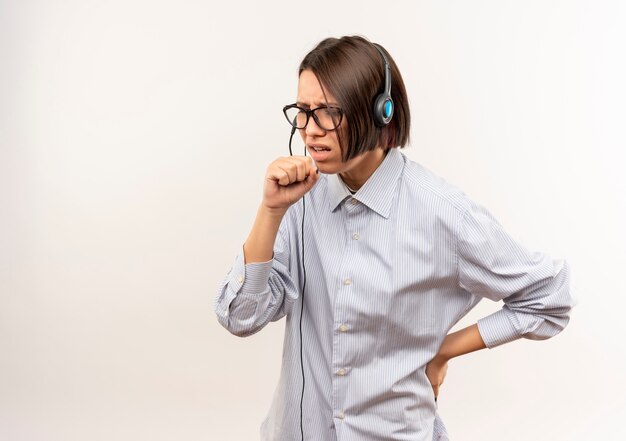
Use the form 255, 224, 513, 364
282, 104, 344, 131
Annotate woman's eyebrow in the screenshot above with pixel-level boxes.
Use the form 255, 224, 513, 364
296, 101, 340, 108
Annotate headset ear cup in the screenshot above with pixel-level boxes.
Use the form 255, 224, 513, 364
374, 94, 394, 127
373, 94, 385, 126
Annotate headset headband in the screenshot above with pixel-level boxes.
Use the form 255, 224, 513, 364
372, 43, 394, 127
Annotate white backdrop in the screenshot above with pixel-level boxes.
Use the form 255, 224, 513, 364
1, 1, 625, 440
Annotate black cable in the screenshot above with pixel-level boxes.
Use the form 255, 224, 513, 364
299, 190, 306, 441
288, 127, 307, 441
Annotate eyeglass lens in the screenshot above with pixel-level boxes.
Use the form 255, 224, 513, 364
284, 106, 341, 130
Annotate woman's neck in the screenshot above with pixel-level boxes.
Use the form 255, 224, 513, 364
339, 148, 388, 191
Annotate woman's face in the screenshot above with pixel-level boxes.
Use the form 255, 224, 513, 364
296, 69, 344, 173
296, 70, 384, 181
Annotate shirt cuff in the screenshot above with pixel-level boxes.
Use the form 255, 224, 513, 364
228, 251, 274, 295
476, 308, 521, 349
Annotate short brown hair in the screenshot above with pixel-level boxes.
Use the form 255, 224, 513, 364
299, 35, 410, 161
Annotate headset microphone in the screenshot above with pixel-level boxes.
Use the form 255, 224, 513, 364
288, 117, 297, 155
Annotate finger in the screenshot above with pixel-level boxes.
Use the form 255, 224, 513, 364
282, 157, 312, 182
302, 156, 316, 177
276, 161, 301, 185
277, 164, 298, 186
278, 168, 291, 186
283, 155, 316, 174
268, 157, 317, 188
268, 166, 292, 186
286, 157, 309, 182
301, 165, 321, 190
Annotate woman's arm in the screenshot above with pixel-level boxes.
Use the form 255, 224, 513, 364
427, 197, 575, 399
438, 323, 487, 360
427, 323, 486, 398
457, 199, 574, 349
214, 156, 319, 337
243, 204, 286, 263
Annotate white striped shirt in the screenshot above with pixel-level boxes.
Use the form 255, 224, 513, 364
215, 147, 573, 440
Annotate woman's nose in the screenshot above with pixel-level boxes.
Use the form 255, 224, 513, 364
305, 114, 325, 136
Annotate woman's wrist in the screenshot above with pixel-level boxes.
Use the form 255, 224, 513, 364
259, 203, 288, 219
433, 347, 453, 363
243, 204, 286, 264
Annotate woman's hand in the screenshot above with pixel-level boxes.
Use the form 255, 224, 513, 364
263, 156, 320, 214
425, 324, 487, 402
425, 356, 449, 402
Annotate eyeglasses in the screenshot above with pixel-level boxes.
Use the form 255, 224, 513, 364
283, 104, 343, 131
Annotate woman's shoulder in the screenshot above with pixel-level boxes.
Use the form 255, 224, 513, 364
400, 152, 472, 216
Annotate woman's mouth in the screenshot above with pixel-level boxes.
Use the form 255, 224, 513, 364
310, 145, 330, 152
307, 145, 332, 161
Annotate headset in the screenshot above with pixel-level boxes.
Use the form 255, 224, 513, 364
372, 43, 394, 127
287, 41, 393, 441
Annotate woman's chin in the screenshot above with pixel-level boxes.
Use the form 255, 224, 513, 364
315, 163, 339, 175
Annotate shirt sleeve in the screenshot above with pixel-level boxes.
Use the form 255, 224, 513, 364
457, 199, 575, 349
214, 213, 299, 337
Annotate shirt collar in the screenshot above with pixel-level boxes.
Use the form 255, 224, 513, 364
327, 148, 405, 219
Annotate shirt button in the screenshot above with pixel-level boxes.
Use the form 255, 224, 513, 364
352, 233, 359, 240
343, 279, 352, 285
338, 410, 345, 419
337, 368, 346, 376
350, 198, 358, 205
237, 275, 244, 283
339, 324, 348, 332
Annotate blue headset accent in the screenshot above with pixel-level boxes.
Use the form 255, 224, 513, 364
372, 43, 394, 127
384, 100, 393, 118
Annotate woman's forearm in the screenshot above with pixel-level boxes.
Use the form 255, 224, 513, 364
437, 323, 487, 361
243, 204, 286, 264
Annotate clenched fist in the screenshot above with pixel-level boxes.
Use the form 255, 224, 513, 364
263, 156, 320, 213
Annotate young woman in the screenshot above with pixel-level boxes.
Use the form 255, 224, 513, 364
215, 35, 573, 441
